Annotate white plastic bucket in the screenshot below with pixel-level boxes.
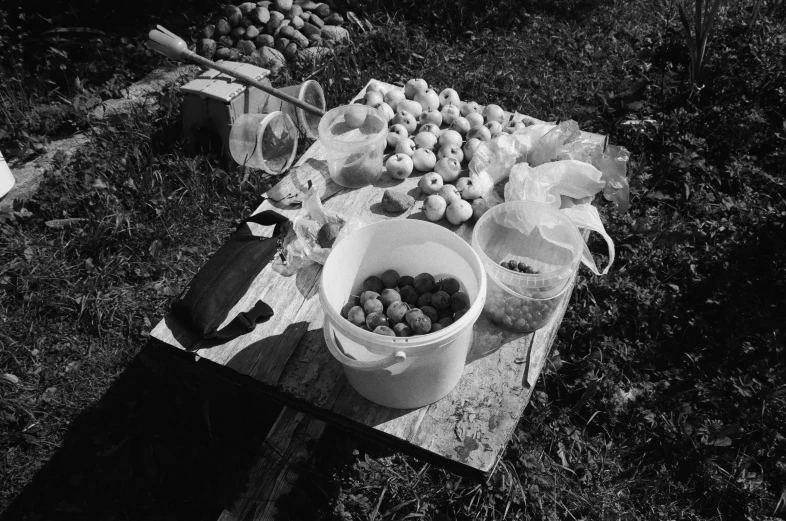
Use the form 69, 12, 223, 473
320, 219, 487, 409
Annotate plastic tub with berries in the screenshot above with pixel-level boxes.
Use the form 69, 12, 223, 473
471, 200, 584, 333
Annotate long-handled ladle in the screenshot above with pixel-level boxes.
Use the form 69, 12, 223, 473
147, 25, 326, 118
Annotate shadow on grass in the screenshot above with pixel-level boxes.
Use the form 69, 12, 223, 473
0, 345, 283, 521
612, 216, 786, 517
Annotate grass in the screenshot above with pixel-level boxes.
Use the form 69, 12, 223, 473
2, 0, 786, 519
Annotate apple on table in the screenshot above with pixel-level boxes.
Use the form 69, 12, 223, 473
434, 157, 461, 183
437, 144, 463, 163
441, 104, 461, 126
438, 129, 463, 149
455, 177, 483, 200
418, 172, 443, 195
384, 89, 406, 112
387, 123, 409, 148
414, 132, 438, 151
395, 138, 416, 156
446, 200, 472, 225
404, 78, 428, 100
423, 194, 447, 221
391, 111, 417, 134
439, 88, 460, 107
438, 184, 461, 205
386, 153, 414, 180
419, 123, 442, 137
414, 89, 440, 111
412, 148, 437, 172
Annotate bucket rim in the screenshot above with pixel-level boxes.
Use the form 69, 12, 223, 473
471, 200, 583, 286
319, 219, 487, 352
317, 105, 388, 151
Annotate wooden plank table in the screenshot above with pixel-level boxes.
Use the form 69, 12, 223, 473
152, 81, 603, 483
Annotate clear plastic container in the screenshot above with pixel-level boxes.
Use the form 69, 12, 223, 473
318, 105, 388, 188
265, 80, 326, 140
471, 201, 583, 333
228, 111, 298, 175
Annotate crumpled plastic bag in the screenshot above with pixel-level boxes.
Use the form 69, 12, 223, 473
467, 133, 531, 206
561, 203, 616, 276
504, 159, 615, 275
272, 188, 364, 277
467, 121, 590, 206
504, 160, 605, 209
557, 139, 631, 213
594, 144, 630, 213
527, 120, 582, 167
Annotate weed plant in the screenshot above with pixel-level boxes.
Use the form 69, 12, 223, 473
1, 0, 785, 520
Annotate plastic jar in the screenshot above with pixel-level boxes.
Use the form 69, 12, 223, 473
471, 201, 583, 333
317, 105, 388, 188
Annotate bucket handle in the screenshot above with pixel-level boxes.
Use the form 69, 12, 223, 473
323, 324, 406, 371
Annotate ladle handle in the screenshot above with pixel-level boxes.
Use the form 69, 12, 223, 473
147, 26, 326, 118
186, 53, 326, 118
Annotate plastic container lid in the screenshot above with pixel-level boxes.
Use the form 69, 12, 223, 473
472, 200, 583, 298
317, 104, 388, 153
228, 111, 298, 175
268, 80, 326, 140
297, 80, 326, 140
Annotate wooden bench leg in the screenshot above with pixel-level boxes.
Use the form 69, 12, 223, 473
217, 406, 326, 521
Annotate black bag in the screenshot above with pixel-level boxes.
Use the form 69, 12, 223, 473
171, 210, 289, 341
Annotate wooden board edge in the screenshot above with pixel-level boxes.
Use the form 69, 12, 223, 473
152, 340, 490, 481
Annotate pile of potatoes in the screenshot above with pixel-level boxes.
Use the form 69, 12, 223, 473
195, 0, 349, 71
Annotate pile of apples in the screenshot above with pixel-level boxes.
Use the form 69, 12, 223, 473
359, 78, 528, 226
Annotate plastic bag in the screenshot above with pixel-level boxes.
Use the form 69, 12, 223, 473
504, 160, 605, 209
504, 159, 614, 275
594, 144, 631, 213
467, 133, 533, 206
272, 188, 364, 276
560, 204, 615, 275
527, 120, 582, 167
557, 140, 631, 213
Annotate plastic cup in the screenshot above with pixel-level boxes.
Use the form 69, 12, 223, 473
318, 105, 388, 189
471, 201, 583, 333
228, 111, 298, 175
265, 80, 326, 140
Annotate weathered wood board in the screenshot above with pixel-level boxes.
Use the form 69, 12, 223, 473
152, 80, 596, 478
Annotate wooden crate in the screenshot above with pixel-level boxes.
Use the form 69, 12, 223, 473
180, 61, 272, 157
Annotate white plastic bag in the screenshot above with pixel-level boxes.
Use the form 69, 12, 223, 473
560, 204, 615, 275
271, 188, 364, 276
527, 120, 582, 166
504, 160, 605, 209
504, 159, 615, 275
467, 133, 533, 205
557, 140, 631, 213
